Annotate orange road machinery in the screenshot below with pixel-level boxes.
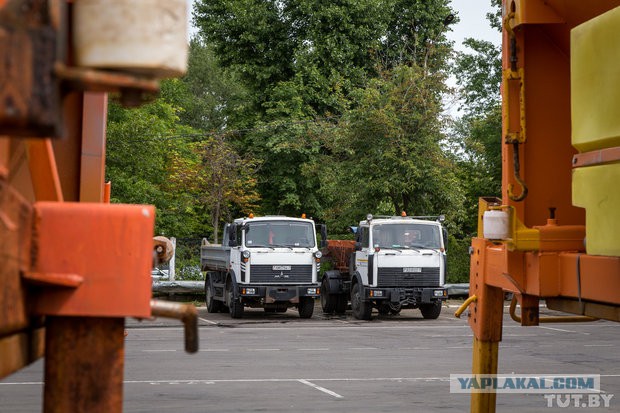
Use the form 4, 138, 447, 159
1, 1, 195, 413
456, 1, 620, 412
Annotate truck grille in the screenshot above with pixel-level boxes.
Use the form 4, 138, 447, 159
376, 267, 440, 287
249, 265, 313, 284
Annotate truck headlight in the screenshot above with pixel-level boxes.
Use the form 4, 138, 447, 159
369, 290, 383, 297
306, 288, 318, 295
434, 289, 446, 297
242, 250, 251, 259
242, 288, 256, 295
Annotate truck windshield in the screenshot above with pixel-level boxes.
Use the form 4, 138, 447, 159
244, 221, 315, 248
372, 223, 441, 250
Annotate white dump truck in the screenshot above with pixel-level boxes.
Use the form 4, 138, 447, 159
200, 215, 326, 318
321, 214, 448, 320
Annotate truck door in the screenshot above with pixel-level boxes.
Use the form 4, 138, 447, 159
355, 226, 370, 285
227, 223, 242, 283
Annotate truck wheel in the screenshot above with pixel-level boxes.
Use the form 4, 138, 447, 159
227, 282, 244, 319
335, 294, 347, 314
351, 283, 372, 320
320, 278, 336, 313
420, 301, 442, 319
206, 277, 222, 313
298, 297, 314, 319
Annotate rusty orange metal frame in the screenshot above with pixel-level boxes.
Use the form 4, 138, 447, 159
467, 1, 620, 412
29, 202, 155, 318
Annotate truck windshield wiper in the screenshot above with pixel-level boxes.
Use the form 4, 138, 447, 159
270, 244, 293, 250
380, 247, 403, 254
249, 244, 275, 250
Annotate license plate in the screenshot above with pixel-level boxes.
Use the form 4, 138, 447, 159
273, 265, 291, 271
403, 267, 421, 273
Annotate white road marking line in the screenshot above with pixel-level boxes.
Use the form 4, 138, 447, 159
538, 326, 589, 334
199, 349, 230, 352
142, 349, 176, 352
399, 347, 431, 350
130, 324, 546, 332
248, 348, 280, 351
199, 317, 218, 325
298, 379, 343, 399
5, 375, 620, 387
584, 344, 613, 347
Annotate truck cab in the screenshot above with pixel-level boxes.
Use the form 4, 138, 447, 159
201, 215, 325, 318
321, 214, 448, 320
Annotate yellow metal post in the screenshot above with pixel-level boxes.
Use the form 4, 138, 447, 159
471, 338, 499, 413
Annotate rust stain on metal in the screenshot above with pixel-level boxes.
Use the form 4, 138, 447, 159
0, 0, 61, 137
0, 178, 31, 337
43, 317, 124, 413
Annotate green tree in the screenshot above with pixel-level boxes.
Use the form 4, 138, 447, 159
162, 39, 252, 132
166, 134, 261, 242
193, 0, 458, 221
106, 99, 201, 236
309, 64, 466, 235
445, 0, 502, 282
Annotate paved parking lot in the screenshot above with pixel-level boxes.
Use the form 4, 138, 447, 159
1, 301, 618, 412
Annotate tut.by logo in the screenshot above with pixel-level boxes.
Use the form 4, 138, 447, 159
544, 394, 614, 409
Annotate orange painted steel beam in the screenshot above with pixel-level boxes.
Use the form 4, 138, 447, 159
468, 238, 505, 341
30, 202, 155, 318
572, 145, 620, 168
79, 92, 108, 202
473, 244, 620, 308
26, 139, 64, 202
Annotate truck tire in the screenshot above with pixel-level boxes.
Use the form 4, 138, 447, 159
351, 282, 372, 320
335, 294, 347, 314
420, 301, 442, 319
298, 297, 314, 319
320, 278, 336, 313
206, 277, 222, 313
227, 282, 244, 319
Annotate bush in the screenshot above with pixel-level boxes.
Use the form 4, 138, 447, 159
447, 236, 472, 284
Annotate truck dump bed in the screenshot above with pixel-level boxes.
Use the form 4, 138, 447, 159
326, 240, 355, 273
200, 239, 230, 272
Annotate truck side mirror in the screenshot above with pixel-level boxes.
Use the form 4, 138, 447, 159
228, 224, 238, 247
442, 227, 448, 251
355, 242, 362, 251
318, 224, 328, 248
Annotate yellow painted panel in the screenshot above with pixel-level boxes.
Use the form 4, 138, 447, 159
572, 163, 620, 256
571, 6, 620, 152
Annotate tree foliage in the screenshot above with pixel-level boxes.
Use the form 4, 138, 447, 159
105, 0, 505, 284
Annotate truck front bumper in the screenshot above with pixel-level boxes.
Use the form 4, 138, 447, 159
364, 287, 447, 305
238, 285, 320, 303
